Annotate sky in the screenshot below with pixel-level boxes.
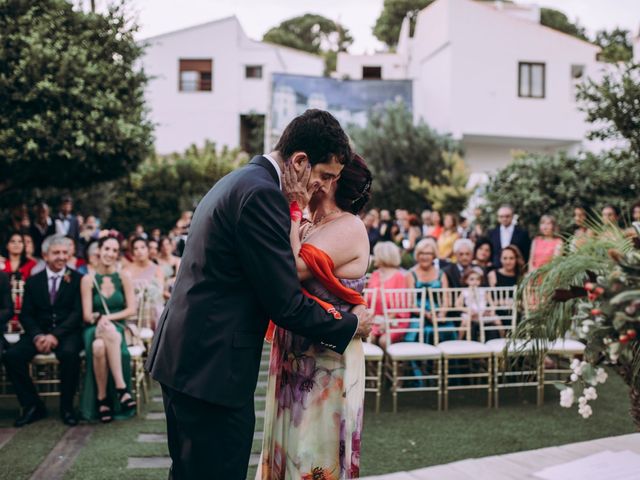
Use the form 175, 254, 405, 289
88, 0, 640, 54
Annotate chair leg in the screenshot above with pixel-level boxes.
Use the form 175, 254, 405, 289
443, 359, 449, 411
437, 359, 442, 411
537, 359, 544, 407
392, 360, 398, 413
493, 356, 499, 409
487, 356, 493, 408
375, 359, 382, 414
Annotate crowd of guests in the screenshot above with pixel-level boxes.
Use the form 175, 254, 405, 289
0, 196, 192, 427
363, 202, 640, 348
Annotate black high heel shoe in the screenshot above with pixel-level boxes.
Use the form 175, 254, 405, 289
116, 388, 137, 412
97, 398, 112, 423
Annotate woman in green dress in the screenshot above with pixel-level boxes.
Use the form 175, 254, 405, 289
80, 235, 137, 422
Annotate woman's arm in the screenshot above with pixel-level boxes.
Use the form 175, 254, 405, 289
290, 216, 313, 282
487, 270, 497, 287
103, 272, 137, 322
528, 238, 537, 271
80, 275, 95, 324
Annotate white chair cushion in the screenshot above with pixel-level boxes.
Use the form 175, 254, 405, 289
548, 338, 585, 354
438, 340, 492, 356
33, 353, 58, 363
3, 333, 20, 344
386, 342, 441, 360
363, 342, 384, 359
140, 327, 154, 340
128, 345, 145, 358
486, 338, 533, 354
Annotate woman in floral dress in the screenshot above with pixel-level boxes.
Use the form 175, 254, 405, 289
258, 155, 373, 480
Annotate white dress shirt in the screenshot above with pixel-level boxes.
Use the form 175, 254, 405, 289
499, 224, 515, 248
262, 153, 283, 190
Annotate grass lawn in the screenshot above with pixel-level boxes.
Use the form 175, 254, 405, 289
0, 367, 635, 479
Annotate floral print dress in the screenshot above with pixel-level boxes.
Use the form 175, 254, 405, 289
257, 276, 366, 480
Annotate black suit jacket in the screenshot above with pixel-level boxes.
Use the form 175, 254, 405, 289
0, 272, 13, 331
443, 263, 464, 288
54, 213, 80, 241
19, 269, 83, 340
146, 156, 359, 408
488, 225, 531, 267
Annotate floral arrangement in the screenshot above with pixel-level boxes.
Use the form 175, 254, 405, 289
515, 225, 640, 427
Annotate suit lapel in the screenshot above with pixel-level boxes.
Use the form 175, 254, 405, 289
53, 269, 70, 306
249, 156, 280, 187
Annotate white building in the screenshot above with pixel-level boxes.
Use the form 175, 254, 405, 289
142, 16, 324, 154
337, 0, 605, 180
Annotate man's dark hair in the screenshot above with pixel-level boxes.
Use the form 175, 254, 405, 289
274, 109, 352, 166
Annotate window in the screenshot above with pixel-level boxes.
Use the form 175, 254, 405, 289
245, 65, 263, 79
179, 59, 212, 92
571, 64, 585, 80
518, 62, 545, 98
362, 66, 382, 80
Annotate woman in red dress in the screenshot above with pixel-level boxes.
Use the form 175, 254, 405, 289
1, 233, 38, 331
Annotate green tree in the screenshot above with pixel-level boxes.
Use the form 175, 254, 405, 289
540, 7, 588, 41
108, 142, 244, 234
0, 0, 153, 201
577, 62, 640, 157
348, 101, 461, 212
595, 28, 633, 63
372, 0, 433, 49
263, 14, 353, 75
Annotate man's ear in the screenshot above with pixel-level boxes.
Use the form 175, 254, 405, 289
289, 152, 309, 176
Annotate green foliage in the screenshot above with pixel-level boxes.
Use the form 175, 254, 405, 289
0, 0, 153, 200
262, 14, 353, 75
108, 142, 244, 234
577, 63, 640, 156
481, 151, 640, 235
372, 0, 433, 48
348, 101, 461, 212
595, 28, 633, 63
409, 152, 471, 214
540, 7, 588, 41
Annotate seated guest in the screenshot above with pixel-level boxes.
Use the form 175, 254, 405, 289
157, 236, 181, 300
487, 205, 530, 267
123, 237, 165, 331
472, 237, 494, 273
529, 215, 563, 272
79, 235, 137, 423
443, 239, 475, 288
437, 213, 460, 260
601, 204, 620, 227
456, 267, 498, 341
66, 238, 88, 275
85, 240, 100, 276
427, 210, 443, 239
23, 233, 46, 275
3, 235, 83, 427
0, 271, 13, 355
148, 239, 159, 263
29, 202, 55, 258
366, 242, 407, 349
2, 233, 38, 330
488, 245, 525, 288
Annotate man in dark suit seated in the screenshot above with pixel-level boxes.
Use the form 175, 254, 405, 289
442, 238, 475, 288
3, 234, 83, 427
487, 204, 530, 267
0, 271, 14, 356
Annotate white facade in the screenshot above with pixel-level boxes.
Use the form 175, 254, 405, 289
336, 0, 604, 178
142, 16, 323, 154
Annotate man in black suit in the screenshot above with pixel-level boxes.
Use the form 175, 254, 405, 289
442, 238, 475, 288
3, 234, 83, 427
54, 196, 80, 242
146, 110, 374, 480
30, 202, 56, 258
487, 205, 530, 267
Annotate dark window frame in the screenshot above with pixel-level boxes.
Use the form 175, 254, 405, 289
245, 65, 263, 79
362, 66, 382, 80
179, 59, 213, 92
518, 62, 546, 99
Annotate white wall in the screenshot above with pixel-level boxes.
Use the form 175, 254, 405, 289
142, 17, 323, 154
336, 53, 407, 80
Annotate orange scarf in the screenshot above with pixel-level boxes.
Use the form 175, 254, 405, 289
265, 243, 366, 342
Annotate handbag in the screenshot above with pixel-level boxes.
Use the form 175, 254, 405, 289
92, 274, 144, 349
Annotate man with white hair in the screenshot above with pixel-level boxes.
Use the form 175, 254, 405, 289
3, 234, 83, 427
442, 238, 475, 288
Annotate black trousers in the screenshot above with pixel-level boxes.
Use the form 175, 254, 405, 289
161, 383, 255, 480
3, 334, 83, 412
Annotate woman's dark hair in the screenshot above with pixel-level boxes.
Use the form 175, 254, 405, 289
408, 214, 420, 227
97, 235, 120, 249
473, 236, 493, 261
335, 154, 372, 215
5, 232, 28, 267
501, 244, 526, 279
130, 236, 149, 251
602, 204, 620, 217
274, 109, 352, 166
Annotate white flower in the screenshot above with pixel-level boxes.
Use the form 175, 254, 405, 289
560, 388, 574, 408
570, 358, 581, 371
578, 404, 593, 419
578, 396, 588, 406
583, 387, 598, 401
610, 353, 619, 364
570, 373, 578, 382
596, 368, 608, 384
